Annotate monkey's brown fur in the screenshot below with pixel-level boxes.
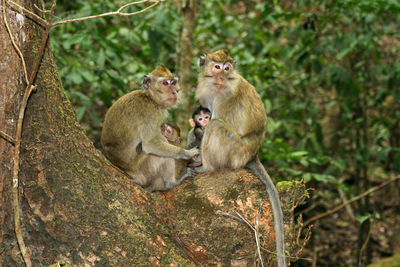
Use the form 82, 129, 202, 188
132, 123, 190, 191
149, 65, 175, 79
207, 49, 233, 63
196, 50, 286, 267
196, 50, 266, 171
101, 66, 198, 190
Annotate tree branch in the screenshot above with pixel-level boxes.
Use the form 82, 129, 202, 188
303, 175, 400, 227
0, 130, 16, 144
51, 0, 163, 27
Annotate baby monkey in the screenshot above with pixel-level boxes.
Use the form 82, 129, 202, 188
161, 122, 182, 146
135, 123, 191, 191
187, 106, 211, 167
137, 123, 182, 154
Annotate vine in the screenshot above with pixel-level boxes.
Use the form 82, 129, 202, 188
0, 1, 163, 266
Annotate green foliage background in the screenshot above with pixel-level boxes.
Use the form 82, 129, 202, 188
51, 0, 400, 265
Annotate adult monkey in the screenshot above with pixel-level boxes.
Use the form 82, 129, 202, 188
101, 66, 199, 189
195, 50, 286, 267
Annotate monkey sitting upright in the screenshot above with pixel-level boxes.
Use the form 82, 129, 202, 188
187, 106, 211, 167
195, 50, 286, 267
101, 66, 199, 190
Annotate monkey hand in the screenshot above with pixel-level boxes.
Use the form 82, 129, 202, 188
180, 147, 200, 160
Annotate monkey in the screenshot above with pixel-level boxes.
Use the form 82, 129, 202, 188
195, 50, 286, 267
161, 122, 183, 146
186, 106, 211, 167
131, 123, 192, 191
136, 122, 182, 154
101, 65, 199, 190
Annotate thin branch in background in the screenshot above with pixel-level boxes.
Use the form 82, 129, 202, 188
51, 0, 163, 27
295, 215, 313, 260
303, 175, 400, 227
358, 223, 371, 267
0, 130, 16, 145
338, 187, 356, 221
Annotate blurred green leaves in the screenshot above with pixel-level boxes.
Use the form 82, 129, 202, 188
52, 0, 400, 186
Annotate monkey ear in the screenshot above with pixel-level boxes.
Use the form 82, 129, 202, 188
142, 75, 151, 90
189, 118, 196, 127
199, 56, 205, 68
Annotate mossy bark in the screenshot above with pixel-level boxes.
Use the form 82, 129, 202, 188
0, 1, 306, 266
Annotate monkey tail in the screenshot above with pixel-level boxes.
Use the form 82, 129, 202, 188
245, 157, 286, 267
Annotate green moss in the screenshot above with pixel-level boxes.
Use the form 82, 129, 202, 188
276, 181, 298, 192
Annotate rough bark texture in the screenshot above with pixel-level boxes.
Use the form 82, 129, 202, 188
0, 1, 305, 266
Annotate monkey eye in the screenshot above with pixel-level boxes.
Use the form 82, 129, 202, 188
214, 63, 223, 70
224, 63, 232, 71
162, 79, 177, 86
199, 118, 203, 121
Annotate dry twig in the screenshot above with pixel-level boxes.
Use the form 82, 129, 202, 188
51, 0, 164, 27
303, 175, 400, 227
0, 130, 16, 144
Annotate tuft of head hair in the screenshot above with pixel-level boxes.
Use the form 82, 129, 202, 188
192, 106, 211, 120
207, 49, 233, 63
149, 65, 175, 78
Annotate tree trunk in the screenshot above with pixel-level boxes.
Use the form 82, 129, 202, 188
175, 0, 201, 138
0, 1, 305, 266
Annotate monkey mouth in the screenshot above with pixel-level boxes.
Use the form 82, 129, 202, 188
215, 83, 225, 89
168, 97, 177, 103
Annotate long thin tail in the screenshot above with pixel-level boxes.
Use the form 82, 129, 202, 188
246, 157, 286, 267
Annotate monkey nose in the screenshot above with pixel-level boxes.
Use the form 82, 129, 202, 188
215, 76, 225, 88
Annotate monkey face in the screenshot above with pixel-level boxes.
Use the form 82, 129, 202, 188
211, 62, 233, 89
161, 124, 182, 145
159, 78, 179, 104
143, 66, 180, 108
146, 77, 179, 108
195, 111, 210, 128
